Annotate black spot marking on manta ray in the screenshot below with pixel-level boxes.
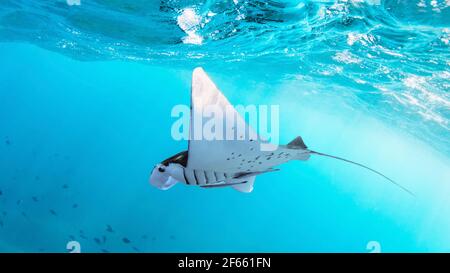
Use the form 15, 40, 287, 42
226, 158, 230, 160
49, 209, 57, 216
267, 157, 271, 160
106, 225, 114, 233
122, 237, 131, 244
32, 196, 39, 202
231, 152, 235, 155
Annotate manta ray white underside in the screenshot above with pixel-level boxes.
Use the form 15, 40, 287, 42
149, 68, 412, 195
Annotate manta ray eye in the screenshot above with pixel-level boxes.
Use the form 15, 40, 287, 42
158, 167, 165, 173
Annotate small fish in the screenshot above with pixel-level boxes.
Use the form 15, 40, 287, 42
0, 220, 3, 227
106, 225, 114, 233
35, 176, 40, 181
170, 235, 175, 240
80, 234, 88, 240
72, 203, 78, 209
32, 196, 39, 202
132, 246, 140, 252
122, 237, 131, 244
69, 235, 76, 240
5, 139, 11, 145
101, 249, 109, 253
62, 184, 69, 189
0, 190, 2, 196
102, 236, 107, 243
21, 211, 27, 218
94, 238, 101, 245
49, 209, 57, 216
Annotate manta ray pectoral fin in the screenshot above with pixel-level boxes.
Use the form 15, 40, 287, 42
234, 168, 280, 179
309, 150, 414, 196
200, 177, 256, 192
187, 67, 262, 171
200, 180, 248, 189
231, 176, 256, 193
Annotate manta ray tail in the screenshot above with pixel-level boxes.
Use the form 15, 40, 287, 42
309, 150, 414, 197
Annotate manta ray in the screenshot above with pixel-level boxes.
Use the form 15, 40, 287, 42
150, 67, 412, 195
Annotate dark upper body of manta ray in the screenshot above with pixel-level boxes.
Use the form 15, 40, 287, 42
149, 67, 413, 195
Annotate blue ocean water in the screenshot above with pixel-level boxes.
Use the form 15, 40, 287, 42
0, 0, 449, 253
